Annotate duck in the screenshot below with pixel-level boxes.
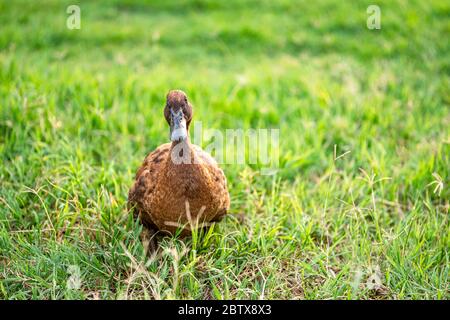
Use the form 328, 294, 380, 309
128, 90, 230, 250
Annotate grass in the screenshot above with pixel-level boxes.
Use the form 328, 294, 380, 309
0, 0, 448, 299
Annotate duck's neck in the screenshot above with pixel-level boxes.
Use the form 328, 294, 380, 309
171, 136, 190, 147
166, 138, 197, 167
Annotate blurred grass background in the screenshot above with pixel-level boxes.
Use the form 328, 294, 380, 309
0, 0, 448, 299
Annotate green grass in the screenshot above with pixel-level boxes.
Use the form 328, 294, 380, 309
0, 0, 449, 299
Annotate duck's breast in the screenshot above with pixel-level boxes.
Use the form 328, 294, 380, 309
148, 144, 229, 233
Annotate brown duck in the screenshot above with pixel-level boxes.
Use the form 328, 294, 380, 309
128, 90, 230, 249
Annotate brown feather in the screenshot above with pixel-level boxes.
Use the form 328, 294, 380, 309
129, 142, 230, 236
128, 91, 230, 238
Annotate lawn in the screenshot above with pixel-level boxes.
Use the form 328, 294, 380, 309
0, 0, 448, 299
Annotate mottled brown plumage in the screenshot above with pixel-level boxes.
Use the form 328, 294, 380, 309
128, 90, 230, 246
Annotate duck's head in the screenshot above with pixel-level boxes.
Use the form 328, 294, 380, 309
164, 90, 193, 143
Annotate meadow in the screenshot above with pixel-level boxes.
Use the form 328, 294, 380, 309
0, 0, 448, 299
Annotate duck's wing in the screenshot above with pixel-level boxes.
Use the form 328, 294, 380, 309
192, 144, 230, 218
128, 143, 171, 222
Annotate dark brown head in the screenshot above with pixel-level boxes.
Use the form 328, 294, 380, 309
164, 90, 193, 142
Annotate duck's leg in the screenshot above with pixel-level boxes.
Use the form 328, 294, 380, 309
132, 207, 159, 256
140, 226, 158, 256
140, 214, 161, 256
